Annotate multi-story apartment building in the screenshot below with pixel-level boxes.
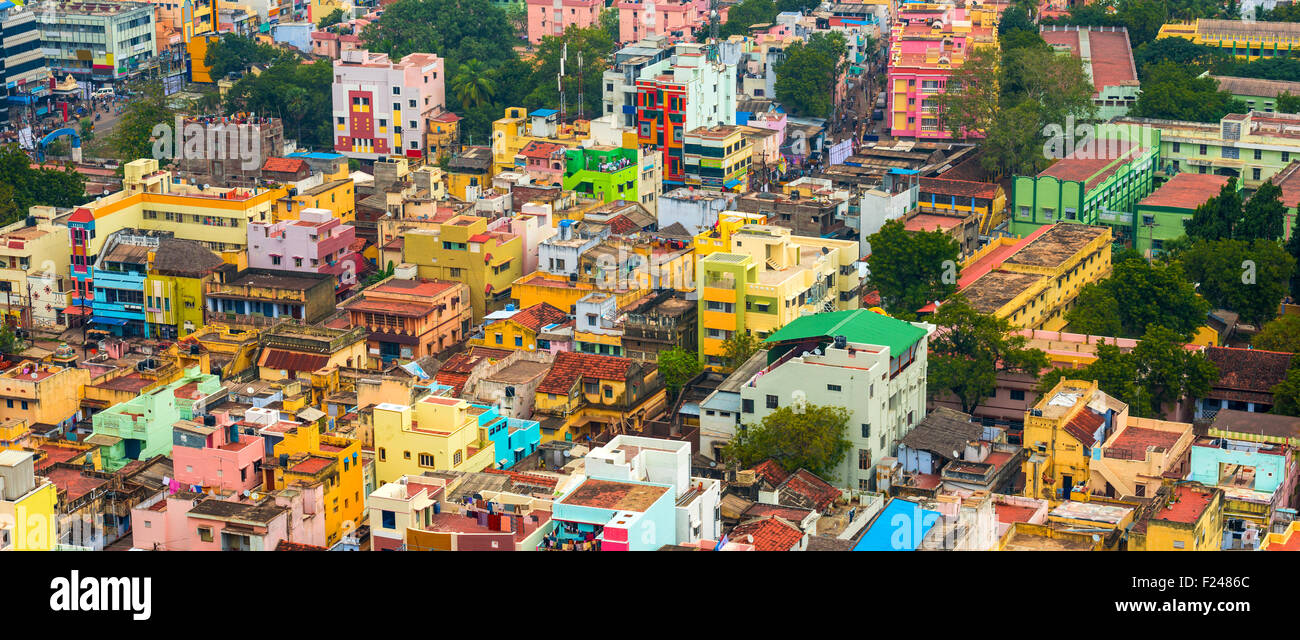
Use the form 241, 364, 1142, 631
90, 229, 166, 338
38, 1, 156, 89
247, 208, 362, 299
332, 49, 446, 161
739, 311, 935, 491
683, 125, 752, 191
490, 107, 586, 176
402, 215, 524, 323
0, 361, 90, 436
1157, 18, 1300, 60
145, 237, 226, 339
602, 36, 674, 127
695, 225, 860, 369
615, 0, 722, 44
0, 450, 57, 550
886, 1, 1002, 139
563, 146, 639, 202
1, 2, 49, 126
734, 177, 850, 239
0, 219, 72, 332
340, 274, 472, 365
525, 0, 602, 44
371, 396, 498, 484
635, 42, 737, 187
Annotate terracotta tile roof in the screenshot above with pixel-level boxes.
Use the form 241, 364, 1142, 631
918, 177, 999, 199
750, 459, 789, 488
777, 469, 840, 512
1206, 347, 1293, 395
606, 214, 641, 235
507, 302, 569, 333
740, 502, 813, 524
536, 351, 634, 395
1063, 409, 1105, 448
275, 540, 329, 551
729, 516, 803, 551
519, 140, 567, 159
1138, 173, 1230, 211
262, 157, 308, 174
258, 349, 330, 372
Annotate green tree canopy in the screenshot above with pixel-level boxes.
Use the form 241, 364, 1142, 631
719, 0, 779, 38
0, 145, 86, 217
1173, 238, 1296, 326
361, 0, 519, 69
723, 403, 853, 479
1132, 62, 1246, 123
864, 219, 961, 317
223, 59, 334, 150
927, 295, 1050, 414
773, 32, 847, 118
1066, 250, 1209, 338
107, 82, 174, 163
1253, 314, 1300, 353
522, 25, 615, 121
658, 348, 703, 399
1183, 177, 1243, 242
1217, 56, 1300, 81
204, 33, 291, 80
721, 332, 760, 371
1271, 357, 1300, 417
1132, 36, 1232, 78
317, 8, 346, 29
1037, 339, 1153, 417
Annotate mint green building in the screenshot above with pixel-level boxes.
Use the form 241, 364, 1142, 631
563, 147, 639, 203
1130, 173, 1240, 256
1010, 124, 1161, 247
88, 367, 221, 471
1208, 76, 1300, 114
1111, 112, 1300, 190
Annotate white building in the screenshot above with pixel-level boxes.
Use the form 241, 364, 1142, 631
582, 434, 722, 544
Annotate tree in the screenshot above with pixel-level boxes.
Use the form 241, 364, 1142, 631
980, 100, 1055, 178
204, 33, 289, 80
522, 25, 614, 121
224, 59, 334, 150
1066, 250, 1209, 338
864, 219, 960, 317
1132, 36, 1231, 78
773, 32, 846, 118
108, 82, 173, 163
1132, 62, 1246, 123
1129, 324, 1218, 416
719, 0, 778, 38
723, 404, 852, 479
1271, 358, 1300, 417
928, 296, 1050, 414
721, 332, 759, 371
658, 348, 703, 399
1238, 180, 1287, 242
1218, 57, 1300, 82
0, 324, 22, 354
1253, 314, 1300, 353
1184, 177, 1243, 242
1174, 238, 1297, 326
451, 60, 498, 110
361, 0, 519, 69
1287, 229, 1300, 300
317, 8, 345, 28
1278, 92, 1300, 115
997, 3, 1035, 36
0, 145, 86, 214
599, 7, 619, 42
937, 47, 999, 141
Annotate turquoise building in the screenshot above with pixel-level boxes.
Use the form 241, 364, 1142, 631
88, 367, 221, 471
470, 403, 541, 470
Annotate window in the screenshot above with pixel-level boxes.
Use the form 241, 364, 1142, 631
1253, 148, 1262, 160
827, 384, 842, 392
766, 394, 778, 409
1253, 168, 1261, 181
584, 381, 598, 395
742, 398, 754, 413
198, 527, 213, 542
859, 449, 872, 470
403, 451, 411, 459
378, 448, 386, 461
1172, 142, 1180, 153
381, 510, 396, 529
453, 450, 462, 466
495, 333, 503, 344
1010, 389, 1026, 401
1172, 540, 1185, 549
514, 336, 523, 347
418, 453, 435, 467
604, 386, 613, 398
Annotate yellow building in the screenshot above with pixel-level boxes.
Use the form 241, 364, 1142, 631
77, 159, 287, 256
510, 270, 650, 316
272, 178, 356, 224
1129, 482, 1225, 551
145, 238, 227, 339
1157, 19, 1300, 60
446, 147, 496, 201
403, 215, 524, 322
491, 107, 587, 175
0, 418, 30, 450
0, 362, 90, 435
692, 211, 767, 258
184, 323, 262, 380
917, 177, 1007, 235
696, 225, 860, 369
929, 223, 1112, 331
426, 111, 461, 164
471, 302, 570, 351
0, 450, 58, 551
0, 220, 72, 331
1022, 379, 1123, 503
187, 32, 221, 84
532, 350, 667, 443
268, 421, 365, 548
371, 396, 497, 484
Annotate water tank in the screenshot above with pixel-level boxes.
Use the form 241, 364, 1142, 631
833, 335, 847, 349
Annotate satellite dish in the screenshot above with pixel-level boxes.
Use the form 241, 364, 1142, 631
953, 450, 961, 460
246, 387, 256, 394
1091, 534, 1100, 542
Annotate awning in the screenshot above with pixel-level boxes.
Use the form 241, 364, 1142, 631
91, 316, 129, 326
62, 305, 89, 316
724, 179, 742, 189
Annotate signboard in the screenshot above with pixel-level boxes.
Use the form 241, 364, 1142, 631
162, 72, 186, 96
828, 139, 852, 166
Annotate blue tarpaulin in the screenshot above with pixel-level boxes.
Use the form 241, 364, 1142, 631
91, 316, 130, 326
854, 499, 941, 551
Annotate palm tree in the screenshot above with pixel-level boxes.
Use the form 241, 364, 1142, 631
451, 60, 498, 110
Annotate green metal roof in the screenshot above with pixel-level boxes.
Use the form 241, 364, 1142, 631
763, 310, 928, 355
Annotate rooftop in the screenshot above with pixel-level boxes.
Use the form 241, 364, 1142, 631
1037, 142, 1145, 191
558, 478, 669, 512
1138, 173, 1231, 211
960, 270, 1045, 313
1040, 26, 1138, 99
1004, 223, 1109, 268
1154, 485, 1216, 525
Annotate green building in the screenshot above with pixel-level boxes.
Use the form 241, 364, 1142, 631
1208, 76, 1300, 115
88, 367, 222, 471
1111, 112, 1300, 190
1131, 173, 1238, 256
563, 147, 639, 203
1010, 124, 1160, 247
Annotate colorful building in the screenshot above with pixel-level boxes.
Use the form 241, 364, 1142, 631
172, 412, 266, 493
248, 208, 363, 299
1157, 19, 1300, 60
1128, 482, 1225, 551
683, 125, 752, 191
0, 221, 73, 332
917, 178, 1005, 236
332, 49, 446, 160
88, 367, 221, 472
1040, 26, 1140, 121
1130, 173, 1235, 256
1021, 379, 1124, 503
614, 0, 721, 44
490, 107, 586, 176
402, 215, 524, 322
1112, 111, 1300, 192
472, 301, 570, 352
205, 267, 338, 325
372, 396, 498, 484
1088, 414, 1194, 500
0, 450, 57, 551
471, 403, 541, 470
264, 416, 365, 548
1208, 76, 1300, 115
341, 276, 472, 366
145, 237, 226, 339
533, 350, 666, 442
921, 223, 1112, 331
272, 178, 356, 225
695, 225, 860, 369
525, 0, 602, 43
635, 43, 737, 186
0, 362, 91, 438
563, 146, 639, 202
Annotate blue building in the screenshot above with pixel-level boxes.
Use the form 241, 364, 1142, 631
91, 230, 169, 338
470, 403, 540, 470
854, 498, 941, 551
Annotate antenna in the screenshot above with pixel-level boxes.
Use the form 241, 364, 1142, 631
559, 42, 568, 124
577, 51, 584, 121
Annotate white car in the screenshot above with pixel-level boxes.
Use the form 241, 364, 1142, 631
91, 88, 114, 98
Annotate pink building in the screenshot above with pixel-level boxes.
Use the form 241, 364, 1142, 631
131, 494, 290, 551
488, 208, 556, 275
616, 0, 722, 44
527, 0, 604, 44
248, 208, 363, 299
333, 49, 446, 160
886, 3, 1004, 140
517, 140, 568, 185
171, 411, 265, 494
311, 31, 364, 59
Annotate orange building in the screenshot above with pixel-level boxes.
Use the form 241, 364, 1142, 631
341, 276, 472, 367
